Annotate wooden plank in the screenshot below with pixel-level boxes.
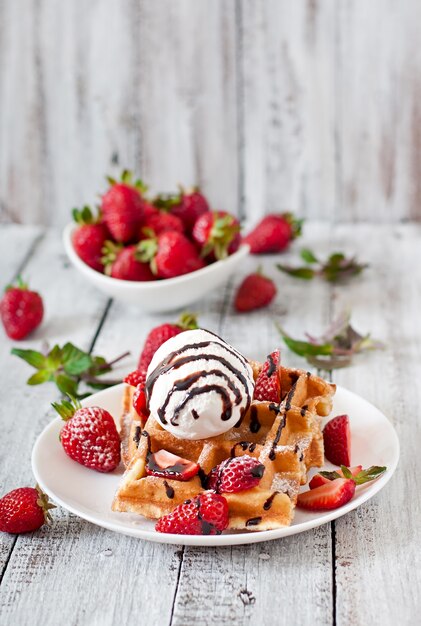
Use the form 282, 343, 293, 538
171, 223, 334, 626
240, 0, 337, 223
0, 224, 43, 282
329, 223, 420, 624
336, 1, 421, 221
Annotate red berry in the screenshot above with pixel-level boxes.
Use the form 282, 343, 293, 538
1, 277, 44, 340
139, 211, 184, 239
253, 350, 281, 402
52, 400, 121, 473
146, 450, 200, 481
133, 385, 148, 417
137, 313, 198, 372
103, 244, 155, 281
309, 465, 362, 490
0, 486, 55, 534
297, 478, 356, 511
207, 455, 265, 493
192, 211, 241, 261
155, 492, 229, 535
234, 271, 277, 312
71, 206, 108, 272
243, 213, 302, 254
124, 369, 147, 387
323, 415, 351, 466
101, 172, 145, 243
154, 189, 209, 233
138, 231, 205, 279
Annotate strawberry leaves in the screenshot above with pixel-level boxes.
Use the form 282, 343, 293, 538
277, 248, 368, 283
11, 343, 129, 398
319, 465, 387, 484
276, 310, 385, 369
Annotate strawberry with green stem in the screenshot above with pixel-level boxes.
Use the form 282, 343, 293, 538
102, 241, 155, 281
137, 230, 205, 279
71, 206, 109, 272
0, 485, 55, 534
243, 213, 303, 254
153, 186, 209, 233
192, 210, 241, 261
101, 170, 145, 243
1, 276, 44, 340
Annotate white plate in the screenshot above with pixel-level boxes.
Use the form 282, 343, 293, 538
32, 383, 399, 546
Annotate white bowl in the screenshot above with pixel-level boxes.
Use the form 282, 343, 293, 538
63, 223, 249, 312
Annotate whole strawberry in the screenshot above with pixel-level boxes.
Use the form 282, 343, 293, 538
207, 455, 265, 493
102, 242, 155, 281
71, 206, 108, 272
138, 231, 205, 279
101, 170, 145, 243
323, 414, 351, 466
139, 211, 184, 239
254, 349, 281, 402
154, 188, 209, 232
192, 210, 241, 260
243, 213, 303, 254
155, 492, 229, 535
52, 398, 121, 473
234, 269, 277, 312
0, 486, 55, 534
138, 313, 198, 373
1, 276, 44, 340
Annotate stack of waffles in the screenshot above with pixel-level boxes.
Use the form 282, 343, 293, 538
112, 359, 335, 531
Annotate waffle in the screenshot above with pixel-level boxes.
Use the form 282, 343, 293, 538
112, 362, 335, 531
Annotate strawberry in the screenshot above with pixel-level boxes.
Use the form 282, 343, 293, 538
137, 313, 198, 373
154, 188, 209, 233
191, 211, 241, 260
138, 231, 205, 279
309, 465, 362, 489
323, 414, 351, 466
102, 242, 155, 281
207, 455, 265, 493
1, 276, 44, 340
234, 269, 277, 312
253, 349, 281, 402
0, 486, 55, 534
133, 385, 148, 420
146, 450, 200, 481
139, 211, 184, 239
101, 170, 145, 243
52, 398, 121, 473
297, 478, 355, 511
124, 369, 147, 387
71, 206, 108, 272
155, 492, 229, 535
243, 213, 303, 254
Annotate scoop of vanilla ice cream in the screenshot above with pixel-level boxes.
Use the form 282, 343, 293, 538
145, 329, 254, 440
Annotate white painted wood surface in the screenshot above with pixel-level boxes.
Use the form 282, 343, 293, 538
1, 1, 421, 226
0, 222, 418, 625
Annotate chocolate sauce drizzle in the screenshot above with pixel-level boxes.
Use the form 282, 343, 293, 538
245, 517, 262, 527
230, 441, 250, 457
268, 413, 287, 461
263, 492, 279, 510
267, 353, 276, 377
133, 425, 141, 445
163, 480, 175, 499
249, 405, 261, 433
171, 384, 233, 425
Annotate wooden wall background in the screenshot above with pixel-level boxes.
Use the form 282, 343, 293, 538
0, 0, 420, 226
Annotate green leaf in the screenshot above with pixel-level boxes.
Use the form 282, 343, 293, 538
27, 370, 53, 385
51, 398, 79, 421
340, 465, 353, 479
62, 342, 93, 376
300, 248, 318, 264
319, 470, 342, 481
55, 374, 79, 397
11, 348, 47, 370
282, 336, 333, 358
46, 345, 63, 370
276, 265, 315, 280
89, 356, 111, 376
328, 252, 346, 266
353, 466, 387, 485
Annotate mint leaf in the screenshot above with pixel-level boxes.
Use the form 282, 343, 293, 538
277, 265, 315, 280
55, 374, 79, 397
89, 356, 110, 376
46, 345, 63, 370
353, 466, 387, 485
62, 342, 93, 376
340, 465, 353, 479
300, 248, 318, 264
11, 348, 46, 370
319, 470, 342, 480
27, 370, 52, 385
282, 336, 333, 357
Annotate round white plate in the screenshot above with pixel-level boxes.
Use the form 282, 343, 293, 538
32, 383, 399, 546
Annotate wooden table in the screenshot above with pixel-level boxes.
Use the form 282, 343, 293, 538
0, 222, 418, 625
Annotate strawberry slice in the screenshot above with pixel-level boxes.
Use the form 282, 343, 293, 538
254, 349, 281, 402
297, 478, 356, 511
146, 450, 200, 481
207, 455, 265, 493
323, 414, 351, 466
309, 465, 362, 489
155, 492, 229, 535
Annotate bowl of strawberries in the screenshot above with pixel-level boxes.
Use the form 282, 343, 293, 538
63, 171, 249, 312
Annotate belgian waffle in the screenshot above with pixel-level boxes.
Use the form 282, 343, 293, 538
112, 360, 335, 531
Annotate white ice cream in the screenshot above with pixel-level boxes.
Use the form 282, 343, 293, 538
145, 329, 255, 440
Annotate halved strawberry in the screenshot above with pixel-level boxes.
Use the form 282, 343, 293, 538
207, 455, 265, 493
253, 349, 281, 402
297, 478, 355, 511
132, 385, 148, 425
155, 492, 228, 535
323, 414, 351, 466
309, 465, 362, 489
146, 450, 200, 481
